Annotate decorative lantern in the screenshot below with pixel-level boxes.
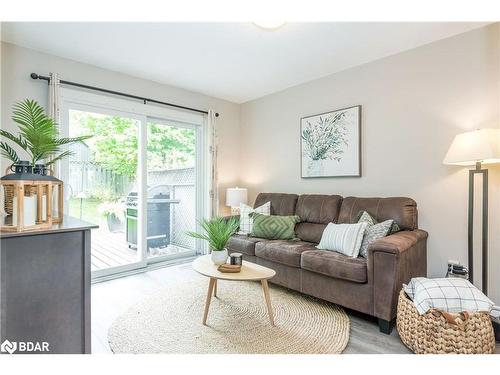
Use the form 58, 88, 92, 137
1, 170, 64, 232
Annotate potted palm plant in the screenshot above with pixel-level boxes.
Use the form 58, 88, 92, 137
0, 99, 92, 219
0, 98, 91, 172
187, 216, 239, 265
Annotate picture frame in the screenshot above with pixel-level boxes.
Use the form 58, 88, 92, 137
300, 105, 361, 178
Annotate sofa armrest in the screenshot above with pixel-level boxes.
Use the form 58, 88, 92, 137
368, 229, 428, 256
368, 230, 428, 322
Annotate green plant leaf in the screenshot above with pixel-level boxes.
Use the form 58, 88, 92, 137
4, 99, 93, 165
187, 216, 239, 251
0, 130, 29, 151
54, 135, 92, 145
0, 142, 20, 163
12, 99, 50, 132
45, 150, 73, 166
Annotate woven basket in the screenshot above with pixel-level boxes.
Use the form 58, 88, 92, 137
3, 166, 15, 214
3, 185, 42, 215
3, 185, 14, 214
396, 290, 495, 354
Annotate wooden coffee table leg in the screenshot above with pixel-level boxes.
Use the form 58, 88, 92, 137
203, 277, 216, 325
261, 279, 275, 326
213, 279, 217, 297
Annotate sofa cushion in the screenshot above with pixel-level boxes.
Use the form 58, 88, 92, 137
295, 194, 343, 243
338, 196, 418, 230
255, 240, 316, 268
295, 223, 326, 245
296, 194, 343, 224
254, 193, 298, 216
227, 234, 264, 256
301, 250, 368, 283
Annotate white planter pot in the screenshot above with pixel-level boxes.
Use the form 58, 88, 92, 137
211, 249, 228, 265
307, 159, 324, 177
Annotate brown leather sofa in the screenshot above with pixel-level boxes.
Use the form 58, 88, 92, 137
227, 193, 428, 334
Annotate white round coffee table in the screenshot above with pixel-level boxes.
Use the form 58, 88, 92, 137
192, 254, 276, 325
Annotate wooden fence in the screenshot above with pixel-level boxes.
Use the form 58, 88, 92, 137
68, 161, 131, 198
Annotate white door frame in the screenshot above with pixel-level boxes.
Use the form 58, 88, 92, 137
59, 88, 207, 278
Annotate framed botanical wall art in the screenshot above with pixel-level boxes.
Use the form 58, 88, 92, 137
301, 105, 361, 178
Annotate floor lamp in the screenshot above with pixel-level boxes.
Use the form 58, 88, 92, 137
443, 128, 500, 295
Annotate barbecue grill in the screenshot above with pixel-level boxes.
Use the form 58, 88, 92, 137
125, 185, 180, 250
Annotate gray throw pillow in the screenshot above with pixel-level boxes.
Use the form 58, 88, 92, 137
357, 211, 376, 226
356, 210, 400, 234
389, 221, 401, 234
357, 211, 394, 258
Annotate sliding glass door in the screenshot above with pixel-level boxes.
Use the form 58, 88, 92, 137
65, 107, 146, 277
146, 120, 198, 261
60, 89, 204, 278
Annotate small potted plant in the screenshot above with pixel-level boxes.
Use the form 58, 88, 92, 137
98, 201, 125, 233
187, 216, 239, 265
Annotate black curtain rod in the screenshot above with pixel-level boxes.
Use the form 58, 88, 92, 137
30, 73, 219, 117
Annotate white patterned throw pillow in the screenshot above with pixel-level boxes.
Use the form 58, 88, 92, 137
404, 277, 494, 315
238, 202, 270, 235
316, 222, 368, 258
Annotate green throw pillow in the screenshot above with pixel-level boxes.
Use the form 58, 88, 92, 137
250, 213, 300, 240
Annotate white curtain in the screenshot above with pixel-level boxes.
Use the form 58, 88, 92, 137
47, 72, 61, 176
48, 72, 61, 125
207, 110, 219, 218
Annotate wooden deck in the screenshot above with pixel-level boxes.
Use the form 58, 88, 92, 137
90, 230, 136, 271
90, 229, 191, 272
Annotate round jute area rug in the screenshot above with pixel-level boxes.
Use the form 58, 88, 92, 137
108, 277, 350, 354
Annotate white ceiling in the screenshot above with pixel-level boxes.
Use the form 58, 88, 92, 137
1, 22, 489, 103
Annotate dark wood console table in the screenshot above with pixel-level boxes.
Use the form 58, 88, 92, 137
0, 216, 97, 354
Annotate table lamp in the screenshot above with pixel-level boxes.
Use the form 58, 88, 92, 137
226, 187, 248, 215
443, 128, 500, 294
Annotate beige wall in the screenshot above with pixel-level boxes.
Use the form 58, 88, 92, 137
0, 41, 241, 215
240, 24, 500, 302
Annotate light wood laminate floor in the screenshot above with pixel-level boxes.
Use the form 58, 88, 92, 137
91, 261, 500, 354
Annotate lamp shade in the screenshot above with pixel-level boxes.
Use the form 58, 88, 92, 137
443, 128, 500, 166
226, 187, 248, 207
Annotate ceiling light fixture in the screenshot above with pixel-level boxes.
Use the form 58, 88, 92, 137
253, 20, 286, 30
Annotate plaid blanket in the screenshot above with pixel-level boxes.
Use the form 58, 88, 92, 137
403, 277, 494, 315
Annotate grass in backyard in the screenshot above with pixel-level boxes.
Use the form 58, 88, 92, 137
69, 198, 102, 224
